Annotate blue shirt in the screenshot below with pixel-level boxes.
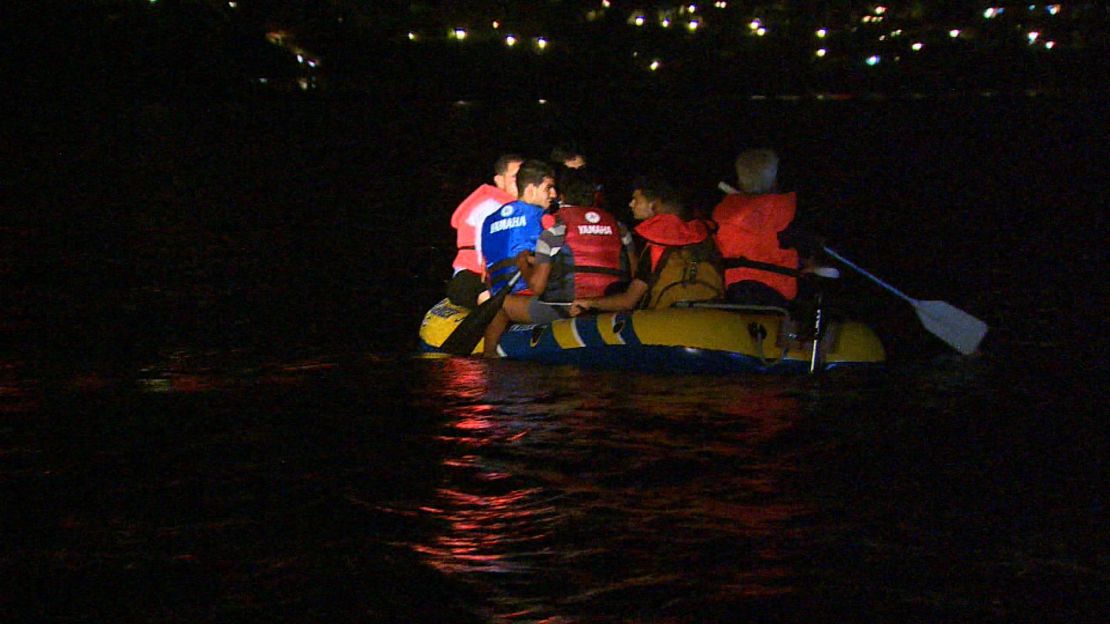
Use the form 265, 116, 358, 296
481, 200, 546, 295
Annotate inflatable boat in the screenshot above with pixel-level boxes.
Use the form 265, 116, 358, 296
418, 298, 885, 374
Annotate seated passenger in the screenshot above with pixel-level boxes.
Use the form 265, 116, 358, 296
569, 176, 722, 316
446, 154, 523, 308
480, 159, 558, 298
483, 169, 635, 357
712, 149, 805, 308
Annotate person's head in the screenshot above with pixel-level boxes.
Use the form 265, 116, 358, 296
555, 167, 596, 207
734, 149, 779, 194
493, 153, 524, 197
550, 144, 586, 169
516, 159, 557, 209
629, 176, 685, 221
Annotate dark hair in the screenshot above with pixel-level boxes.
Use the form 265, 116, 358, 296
550, 143, 584, 165
515, 159, 556, 195
632, 175, 685, 216
555, 167, 596, 207
494, 153, 524, 176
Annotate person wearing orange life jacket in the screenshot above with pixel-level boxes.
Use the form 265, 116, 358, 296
712, 149, 810, 308
569, 176, 722, 317
483, 169, 635, 357
446, 153, 523, 309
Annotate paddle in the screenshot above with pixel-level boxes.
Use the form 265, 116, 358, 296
821, 247, 987, 355
440, 271, 521, 356
718, 180, 987, 354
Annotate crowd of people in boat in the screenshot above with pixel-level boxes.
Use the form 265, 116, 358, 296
445, 146, 822, 357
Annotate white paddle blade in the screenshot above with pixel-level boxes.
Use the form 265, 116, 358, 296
914, 300, 988, 355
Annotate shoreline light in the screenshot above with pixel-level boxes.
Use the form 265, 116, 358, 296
949, 29, 961, 38
535, 37, 548, 50
816, 28, 828, 38
816, 48, 827, 57
453, 28, 467, 40
687, 19, 700, 32
505, 35, 517, 47
911, 42, 924, 51
866, 55, 881, 66
649, 59, 662, 71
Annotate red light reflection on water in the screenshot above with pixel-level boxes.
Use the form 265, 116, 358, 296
405, 358, 557, 578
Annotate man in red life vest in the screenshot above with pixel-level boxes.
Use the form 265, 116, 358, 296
712, 149, 809, 308
483, 169, 635, 357
446, 153, 523, 309
569, 177, 722, 316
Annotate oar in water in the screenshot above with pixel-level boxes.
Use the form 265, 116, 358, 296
821, 247, 987, 355
718, 180, 987, 355
440, 272, 521, 356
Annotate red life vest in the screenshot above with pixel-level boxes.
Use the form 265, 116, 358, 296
558, 205, 626, 298
635, 213, 711, 270
634, 214, 722, 309
450, 184, 515, 274
712, 192, 799, 300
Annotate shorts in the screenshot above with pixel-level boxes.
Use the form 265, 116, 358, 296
446, 270, 485, 309
528, 297, 572, 324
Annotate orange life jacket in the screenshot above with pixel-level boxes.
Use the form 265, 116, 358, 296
450, 184, 515, 274
635, 214, 723, 309
558, 205, 626, 298
712, 192, 800, 300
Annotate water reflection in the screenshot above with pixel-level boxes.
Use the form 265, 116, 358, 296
402, 359, 822, 619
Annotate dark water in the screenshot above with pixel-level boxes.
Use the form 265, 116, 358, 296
1, 93, 1106, 621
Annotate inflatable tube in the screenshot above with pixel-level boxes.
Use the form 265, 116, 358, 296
418, 299, 885, 374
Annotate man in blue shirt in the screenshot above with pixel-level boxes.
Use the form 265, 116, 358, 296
480, 159, 557, 296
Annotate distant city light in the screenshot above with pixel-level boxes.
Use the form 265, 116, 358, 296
866, 55, 881, 66
912, 42, 924, 51
452, 28, 467, 40
983, 7, 1004, 18
602, 0, 611, 7
661, 18, 671, 28
492, 21, 500, 29
816, 48, 827, 57
649, 59, 662, 71
1044, 40, 1055, 49
408, 32, 416, 41
505, 35, 517, 47
1027, 31, 1040, 44
890, 29, 903, 37
816, 28, 828, 38
228, 1, 237, 7
714, 1, 727, 8
874, 6, 887, 15
687, 19, 700, 32
949, 29, 961, 38
749, 19, 761, 31
687, 4, 698, 13
756, 27, 767, 37
538, 99, 548, 104
1047, 4, 1060, 15
634, 15, 645, 26
535, 37, 549, 50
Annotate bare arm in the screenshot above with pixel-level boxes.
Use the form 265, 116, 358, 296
570, 279, 648, 316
